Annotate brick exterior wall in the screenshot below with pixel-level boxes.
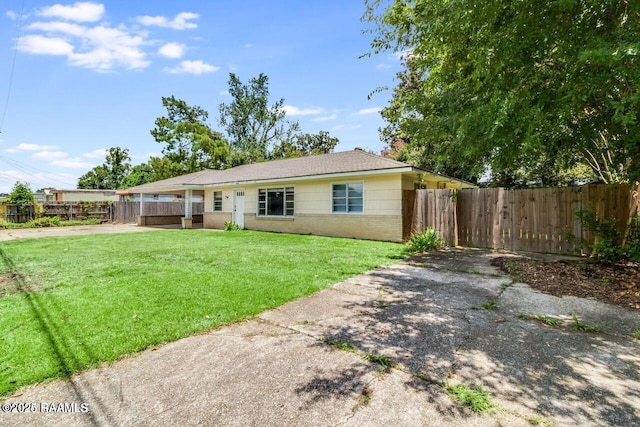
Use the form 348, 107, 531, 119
203, 212, 232, 229
244, 213, 403, 242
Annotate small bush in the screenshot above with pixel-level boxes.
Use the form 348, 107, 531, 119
29, 216, 61, 227
625, 214, 640, 262
407, 228, 444, 253
224, 221, 241, 231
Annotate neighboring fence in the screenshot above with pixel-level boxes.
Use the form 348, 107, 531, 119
1, 201, 205, 224
405, 183, 639, 254
2, 204, 36, 223
115, 201, 204, 223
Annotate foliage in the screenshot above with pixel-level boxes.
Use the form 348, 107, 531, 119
361, 352, 396, 368
364, 0, 640, 185
272, 131, 339, 159
0, 217, 101, 229
574, 208, 630, 260
570, 314, 602, 333
218, 73, 300, 164
0, 230, 405, 396
481, 300, 498, 310
151, 96, 230, 177
119, 163, 154, 189
321, 338, 358, 353
517, 313, 560, 327
7, 182, 35, 212
443, 383, 497, 414
77, 147, 131, 189
631, 330, 640, 340
625, 214, 640, 262
406, 228, 444, 253
224, 221, 241, 231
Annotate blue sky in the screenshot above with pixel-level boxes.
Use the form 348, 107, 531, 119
0, 1, 399, 193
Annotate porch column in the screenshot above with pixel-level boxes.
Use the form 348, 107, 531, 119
138, 193, 146, 226
185, 189, 193, 219
182, 189, 193, 229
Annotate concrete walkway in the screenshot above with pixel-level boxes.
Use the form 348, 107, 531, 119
1, 248, 639, 426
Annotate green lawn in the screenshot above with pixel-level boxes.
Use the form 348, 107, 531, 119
0, 229, 406, 397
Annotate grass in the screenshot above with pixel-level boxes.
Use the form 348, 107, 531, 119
443, 382, 497, 414
481, 300, 498, 310
631, 330, 640, 340
570, 314, 602, 333
361, 352, 396, 368
0, 229, 405, 397
320, 338, 358, 353
517, 313, 560, 327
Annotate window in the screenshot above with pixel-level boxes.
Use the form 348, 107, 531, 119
213, 191, 222, 211
332, 183, 363, 213
258, 187, 294, 217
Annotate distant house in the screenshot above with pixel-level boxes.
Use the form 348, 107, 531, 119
46, 189, 119, 202
120, 149, 475, 242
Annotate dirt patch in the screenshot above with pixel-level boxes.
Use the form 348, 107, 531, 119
491, 257, 640, 310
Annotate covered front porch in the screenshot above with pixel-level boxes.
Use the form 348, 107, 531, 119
118, 189, 205, 229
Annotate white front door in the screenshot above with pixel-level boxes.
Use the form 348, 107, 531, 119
233, 189, 245, 228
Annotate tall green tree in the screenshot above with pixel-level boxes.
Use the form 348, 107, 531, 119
77, 147, 131, 189
272, 131, 339, 158
364, 0, 639, 185
219, 73, 300, 164
151, 96, 230, 177
120, 163, 154, 188
8, 182, 35, 212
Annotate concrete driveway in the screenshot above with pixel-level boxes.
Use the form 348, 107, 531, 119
1, 244, 639, 426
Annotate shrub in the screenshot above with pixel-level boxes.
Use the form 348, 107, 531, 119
575, 208, 624, 261
625, 214, 640, 262
29, 216, 61, 227
407, 228, 444, 253
224, 221, 241, 231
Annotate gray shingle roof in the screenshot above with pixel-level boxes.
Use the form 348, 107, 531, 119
123, 150, 416, 193
188, 149, 412, 185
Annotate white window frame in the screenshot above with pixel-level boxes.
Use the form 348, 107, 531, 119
257, 187, 295, 217
331, 182, 364, 214
213, 191, 223, 212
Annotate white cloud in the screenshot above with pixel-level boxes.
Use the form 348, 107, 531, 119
82, 149, 108, 159
219, 90, 230, 96
17, 35, 74, 55
21, 21, 150, 71
51, 158, 94, 168
32, 151, 69, 160
312, 114, 337, 122
165, 60, 219, 74
5, 143, 60, 153
283, 105, 324, 116
38, 2, 105, 23
136, 12, 199, 30
158, 42, 186, 59
6, 10, 22, 20
355, 107, 382, 115
376, 63, 391, 70
243, 43, 253, 48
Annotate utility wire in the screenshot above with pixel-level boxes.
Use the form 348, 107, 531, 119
0, 0, 27, 134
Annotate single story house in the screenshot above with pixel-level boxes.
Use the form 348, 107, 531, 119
45, 189, 119, 202
121, 149, 475, 242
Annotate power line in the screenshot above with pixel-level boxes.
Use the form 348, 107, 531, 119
0, 0, 27, 134
0, 155, 78, 188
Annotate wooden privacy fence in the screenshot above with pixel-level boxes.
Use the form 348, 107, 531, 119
115, 201, 204, 223
1, 201, 205, 224
404, 183, 639, 254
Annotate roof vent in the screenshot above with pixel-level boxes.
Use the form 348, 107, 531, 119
354, 147, 363, 151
